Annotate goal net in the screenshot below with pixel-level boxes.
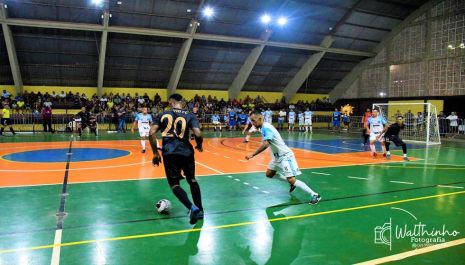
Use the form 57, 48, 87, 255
372, 102, 441, 145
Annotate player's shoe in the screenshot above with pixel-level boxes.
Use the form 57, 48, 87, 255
372, 152, 377, 158
386, 154, 391, 160
243, 140, 249, 143
403, 156, 410, 161
197, 211, 204, 220
141, 149, 146, 154
382, 153, 387, 157
309, 194, 321, 205
289, 184, 296, 193
189, 205, 201, 224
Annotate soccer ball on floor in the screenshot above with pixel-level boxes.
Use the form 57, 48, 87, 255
156, 199, 172, 214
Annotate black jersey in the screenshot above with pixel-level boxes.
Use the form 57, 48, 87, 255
76, 111, 90, 123
385, 123, 404, 137
154, 108, 200, 157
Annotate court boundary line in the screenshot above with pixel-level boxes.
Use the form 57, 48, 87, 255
0, 160, 409, 189
0, 190, 464, 255
355, 237, 465, 265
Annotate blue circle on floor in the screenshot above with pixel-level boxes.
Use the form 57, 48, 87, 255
2, 148, 130, 162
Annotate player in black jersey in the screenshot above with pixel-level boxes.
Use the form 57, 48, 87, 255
381, 115, 409, 161
149, 94, 204, 224
75, 107, 91, 137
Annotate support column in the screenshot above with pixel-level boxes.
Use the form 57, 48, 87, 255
1, 3, 23, 95
97, 10, 109, 96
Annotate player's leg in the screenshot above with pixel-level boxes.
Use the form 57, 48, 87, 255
385, 139, 391, 160
163, 155, 199, 224
281, 155, 320, 204
182, 156, 203, 213
139, 129, 147, 153
394, 136, 409, 161
0, 119, 5, 135
369, 133, 377, 157
380, 139, 386, 156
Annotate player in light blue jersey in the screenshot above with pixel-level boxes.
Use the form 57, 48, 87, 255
304, 108, 313, 133
298, 111, 305, 132
131, 107, 153, 153
288, 109, 296, 131
264, 108, 273, 123
367, 109, 387, 158
245, 111, 321, 204
211, 112, 222, 131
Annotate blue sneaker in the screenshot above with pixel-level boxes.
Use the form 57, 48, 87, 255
403, 156, 410, 161
189, 205, 200, 224
309, 194, 321, 205
386, 154, 391, 160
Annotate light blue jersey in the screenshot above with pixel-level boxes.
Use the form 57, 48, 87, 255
304, 111, 313, 120
367, 116, 386, 133
211, 115, 220, 123
260, 122, 292, 157
135, 113, 153, 128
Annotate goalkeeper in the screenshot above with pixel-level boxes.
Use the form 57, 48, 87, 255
381, 115, 409, 161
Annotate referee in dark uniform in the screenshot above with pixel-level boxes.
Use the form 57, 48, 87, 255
382, 115, 409, 161
149, 94, 204, 224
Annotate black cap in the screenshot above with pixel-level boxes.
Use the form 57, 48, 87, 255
168, 93, 183, 102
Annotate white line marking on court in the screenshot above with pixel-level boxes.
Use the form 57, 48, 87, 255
204, 150, 210, 152
212, 153, 220, 156
253, 186, 259, 189
243, 182, 250, 185
50, 229, 62, 265
355, 238, 465, 265
258, 163, 268, 166
311, 172, 331, 175
223, 156, 231, 159
238, 160, 247, 162
437, 185, 464, 189
227, 176, 233, 178
348, 176, 368, 180
262, 191, 269, 194
389, 180, 414, 185
0, 161, 153, 172
194, 161, 224, 174
235, 179, 240, 182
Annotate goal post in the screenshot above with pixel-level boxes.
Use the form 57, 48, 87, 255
372, 102, 441, 145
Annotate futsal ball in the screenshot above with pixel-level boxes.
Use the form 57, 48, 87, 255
156, 199, 172, 214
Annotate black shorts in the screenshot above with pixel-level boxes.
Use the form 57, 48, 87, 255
1, 118, 11, 126
162, 154, 195, 186
385, 135, 405, 146
344, 121, 350, 126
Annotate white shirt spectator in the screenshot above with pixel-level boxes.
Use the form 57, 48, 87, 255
2, 91, 10, 99
137, 97, 145, 105
446, 114, 458, 127
59, 92, 66, 99
51, 92, 57, 98
44, 100, 52, 108
100, 96, 108, 103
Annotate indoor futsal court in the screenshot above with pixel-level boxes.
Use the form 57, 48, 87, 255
1, 0, 465, 264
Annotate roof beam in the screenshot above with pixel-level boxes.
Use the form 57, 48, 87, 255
167, 20, 198, 95
97, 10, 109, 96
228, 30, 272, 100
354, 8, 404, 20
344, 22, 391, 32
0, 17, 375, 57
283, 36, 334, 102
1, 3, 23, 95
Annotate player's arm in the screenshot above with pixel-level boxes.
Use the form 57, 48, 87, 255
131, 119, 138, 133
149, 124, 162, 166
191, 116, 203, 152
245, 140, 270, 160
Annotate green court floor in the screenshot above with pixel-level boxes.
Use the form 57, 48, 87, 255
0, 131, 464, 264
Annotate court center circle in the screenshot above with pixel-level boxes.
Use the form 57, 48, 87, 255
2, 148, 130, 162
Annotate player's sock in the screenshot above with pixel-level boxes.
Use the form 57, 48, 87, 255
141, 140, 146, 150
381, 144, 386, 154
403, 154, 407, 157
370, 144, 376, 153
189, 182, 203, 211
9, 127, 15, 135
172, 186, 193, 210
0, 127, 3, 135
386, 151, 391, 155
245, 134, 250, 142
294, 180, 317, 196
402, 144, 407, 155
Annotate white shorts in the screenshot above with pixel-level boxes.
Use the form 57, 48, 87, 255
288, 118, 295, 124
138, 125, 150, 137
248, 125, 257, 133
369, 132, 384, 142
268, 153, 302, 178
299, 120, 304, 126
212, 121, 220, 125
305, 119, 312, 125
